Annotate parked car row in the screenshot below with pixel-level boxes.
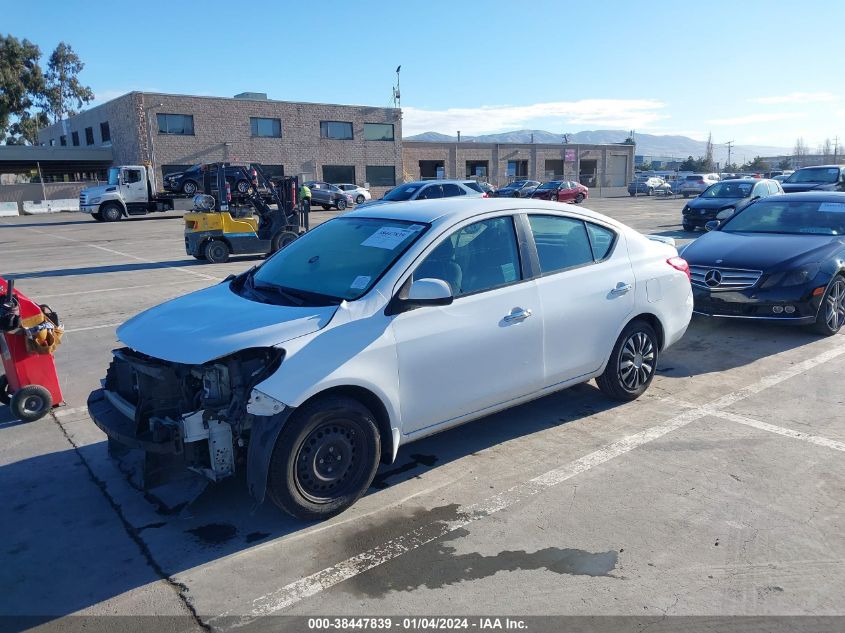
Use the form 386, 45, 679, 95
529, 180, 589, 203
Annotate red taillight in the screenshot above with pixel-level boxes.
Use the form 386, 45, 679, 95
667, 256, 691, 281
482, 192, 489, 198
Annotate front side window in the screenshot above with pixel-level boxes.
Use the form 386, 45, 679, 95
528, 215, 594, 274
320, 121, 353, 140
250, 217, 428, 302
250, 117, 281, 137
363, 123, 394, 141
414, 217, 521, 297
157, 113, 194, 135
124, 169, 142, 184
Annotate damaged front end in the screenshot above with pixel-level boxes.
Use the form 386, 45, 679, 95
88, 346, 287, 501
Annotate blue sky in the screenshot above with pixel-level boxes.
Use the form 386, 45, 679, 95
6, 0, 845, 150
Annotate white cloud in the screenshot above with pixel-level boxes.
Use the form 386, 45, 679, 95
751, 92, 838, 104
706, 112, 806, 126
402, 99, 667, 136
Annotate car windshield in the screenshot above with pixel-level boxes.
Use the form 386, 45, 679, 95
686, 176, 704, 181
537, 181, 562, 190
785, 167, 840, 184
721, 199, 845, 236
107, 167, 120, 186
383, 183, 422, 201
701, 182, 754, 198
244, 217, 429, 304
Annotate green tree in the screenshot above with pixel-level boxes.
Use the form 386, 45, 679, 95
0, 34, 45, 143
741, 156, 770, 171
679, 156, 698, 171
638, 162, 653, 172
778, 158, 792, 170
44, 42, 93, 123
8, 110, 50, 145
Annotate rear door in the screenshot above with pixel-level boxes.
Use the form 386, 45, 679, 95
527, 213, 635, 383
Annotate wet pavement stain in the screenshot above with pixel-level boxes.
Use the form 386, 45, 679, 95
346, 527, 619, 597
370, 454, 439, 490
245, 531, 271, 544
185, 522, 237, 545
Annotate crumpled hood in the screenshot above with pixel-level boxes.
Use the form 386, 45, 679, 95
117, 282, 339, 364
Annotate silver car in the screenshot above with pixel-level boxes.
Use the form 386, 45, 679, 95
680, 173, 720, 198
358, 179, 485, 208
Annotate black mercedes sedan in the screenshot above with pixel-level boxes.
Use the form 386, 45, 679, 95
681, 178, 782, 231
679, 192, 845, 335
781, 165, 845, 193
495, 180, 540, 198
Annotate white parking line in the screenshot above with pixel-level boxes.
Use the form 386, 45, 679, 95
37, 278, 206, 299
64, 322, 123, 333
213, 342, 845, 627
6, 224, 223, 282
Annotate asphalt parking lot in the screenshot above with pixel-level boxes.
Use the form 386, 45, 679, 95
1, 196, 844, 632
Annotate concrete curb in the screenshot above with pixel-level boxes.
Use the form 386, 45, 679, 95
0, 202, 19, 217
22, 199, 80, 215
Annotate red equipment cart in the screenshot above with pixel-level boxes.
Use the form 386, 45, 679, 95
0, 278, 64, 421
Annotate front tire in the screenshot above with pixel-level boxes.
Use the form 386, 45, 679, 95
682, 192, 690, 198
321, 204, 331, 210
813, 276, 845, 336
100, 203, 122, 222
596, 320, 659, 401
203, 239, 230, 264
271, 230, 298, 253
10, 384, 53, 422
236, 180, 250, 194
268, 396, 380, 520
575, 193, 585, 203
647, 187, 654, 196
182, 181, 198, 195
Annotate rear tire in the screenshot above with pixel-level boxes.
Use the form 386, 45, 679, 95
101, 203, 122, 222
596, 320, 659, 401
336, 197, 347, 211
575, 193, 585, 203
10, 384, 53, 422
203, 240, 230, 264
0, 375, 9, 405
647, 187, 654, 196
236, 180, 250, 194
267, 396, 380, 520
321, 204, 331, 210
813, 276, 845, 336
683, 192, 690, 198
355, 194, 365, 204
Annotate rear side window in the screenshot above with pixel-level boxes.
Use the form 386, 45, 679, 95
463, 181, 483, 193
417, 185, 443, 200
528, 215, 594, 274
767, 182, 780, 195
442, 183, 467, 197
586, 223, 616, 260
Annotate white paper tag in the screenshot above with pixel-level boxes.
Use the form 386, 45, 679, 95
819, 202, 845, 213
501, 262, 516, 281
408, 224, 426, 231
350, 275, 371, 289
361, 227, 415, 249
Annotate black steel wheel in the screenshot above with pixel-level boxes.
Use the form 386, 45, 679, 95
101, 203, 122, 222
182, 180, 198, 195
203, 240, 230, 264
813, 276, 845, 336
0, 375, 9, 405
596, 320, 658, 401
268, 396, 380, 520
10, 384, 53, 422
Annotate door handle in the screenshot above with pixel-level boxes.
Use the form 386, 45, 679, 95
503, 307, 532, 323
610, 282, 632, 295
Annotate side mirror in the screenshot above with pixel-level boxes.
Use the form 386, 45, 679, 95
705, 220, 720, 232
386, 278, 453, 315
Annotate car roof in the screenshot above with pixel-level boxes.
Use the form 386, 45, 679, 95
399, 179, 477, 186
343, 197, 622, 227
765, 191, 845, 202
794, 165, 843, 170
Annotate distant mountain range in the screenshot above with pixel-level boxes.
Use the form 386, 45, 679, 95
405, 129, 792, 164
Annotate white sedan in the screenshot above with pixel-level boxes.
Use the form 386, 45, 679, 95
89, 199, 693, 520
336, 183, 371, 204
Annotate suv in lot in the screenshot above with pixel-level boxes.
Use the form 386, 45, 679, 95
357, 180, 484, 208
163, 165, 252, 195
336, 183, 371, 205
305, 181, 353, 210
781, 165, 845, 193
680, 173, 720, 198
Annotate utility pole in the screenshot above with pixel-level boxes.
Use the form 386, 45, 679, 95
834, 136, 840, 163
392, 65, 401, 109
724, 140, 734, 171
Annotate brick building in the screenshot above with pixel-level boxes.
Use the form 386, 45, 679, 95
402, 140, 635, 196
37, 91, 403, 197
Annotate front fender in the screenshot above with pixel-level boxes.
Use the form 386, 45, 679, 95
246, 407, 295, 503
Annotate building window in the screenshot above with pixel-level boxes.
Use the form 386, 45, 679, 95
507, 160, 528, 178
365, 166, 396, 186
100, 122, 110, 143
59, 135, 66, 146
49, 139, 56, 146
320, 121, 353, 140
256, 164, 284, 180
363, 123, 394, 141
71, 131, 79, 146
250, 117, 281, 138
157, 113, 194, 135
323, 165, 355, 184
85, 127, 94, 145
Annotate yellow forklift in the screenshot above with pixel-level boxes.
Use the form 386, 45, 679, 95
184, 163, 304, 263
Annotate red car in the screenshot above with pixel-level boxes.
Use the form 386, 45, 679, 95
530, 180, 589, 203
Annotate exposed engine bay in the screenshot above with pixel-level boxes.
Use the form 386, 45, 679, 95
101, 346, 283, 482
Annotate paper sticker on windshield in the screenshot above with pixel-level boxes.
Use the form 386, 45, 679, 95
361, 227, 415, 249
819, 202, 845, 213
408, 224, 425, 232
350, 275, 371, 289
